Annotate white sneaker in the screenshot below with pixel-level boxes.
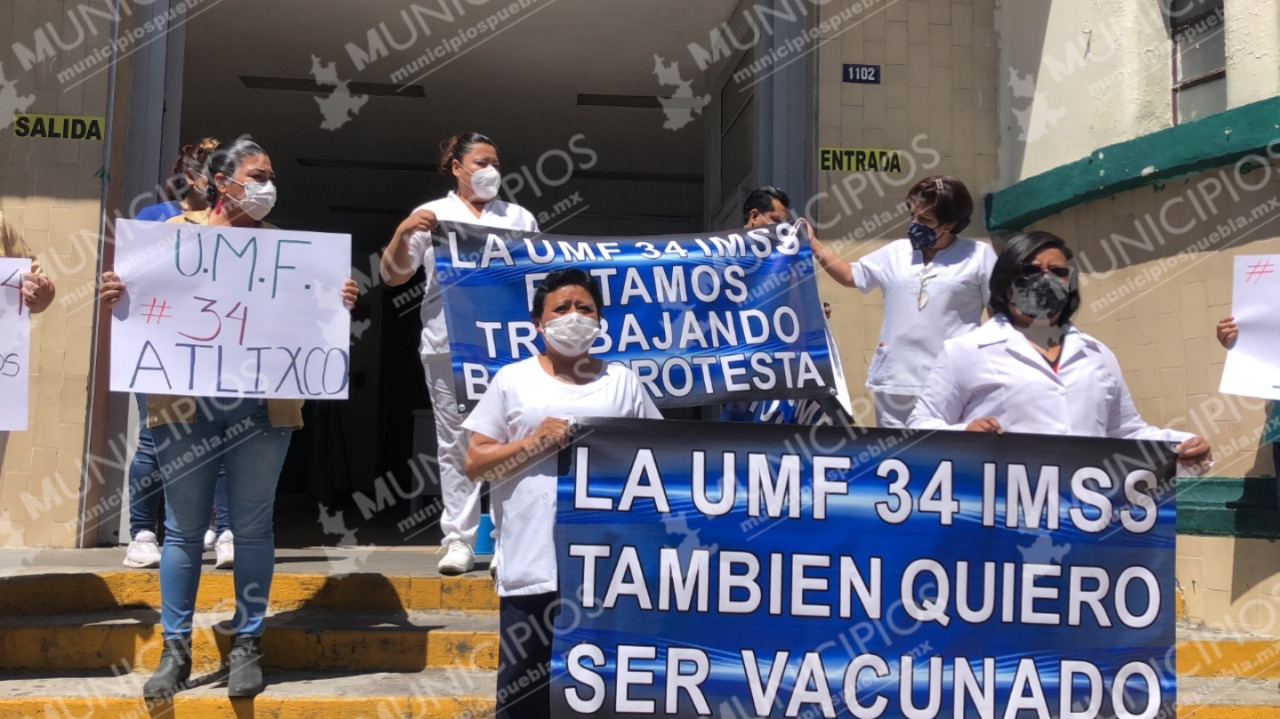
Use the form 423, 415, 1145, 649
438, 541, 475, 576
123, 530, 161, 568
203, 528, 216, 552
214, 530, 234, 569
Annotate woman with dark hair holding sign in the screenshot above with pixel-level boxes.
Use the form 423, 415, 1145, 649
464, 268, 660, 719
101, 138, 359, 699
125, 136, 235, 572
907, 231, 1212, 470
381, 132, 539, 576
808, 175, 995, 427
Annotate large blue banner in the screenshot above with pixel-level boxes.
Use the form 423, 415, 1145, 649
433, 222, 834, 413
553, 418, 1177, 718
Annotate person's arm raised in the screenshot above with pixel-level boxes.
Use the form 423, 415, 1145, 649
381, 209, 437, 287
798, 220, 856, 289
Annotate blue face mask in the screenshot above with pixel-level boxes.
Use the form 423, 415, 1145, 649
907, 222, 938, 251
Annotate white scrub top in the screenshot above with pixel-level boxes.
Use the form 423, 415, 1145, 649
462, 357, 662, 597
908, 315, 1193, 443
405, 191, 538, 356
851, 237, 995, 395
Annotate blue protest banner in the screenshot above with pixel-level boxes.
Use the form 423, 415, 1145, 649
552, 418, 1177, 718
433, 222, 835, 413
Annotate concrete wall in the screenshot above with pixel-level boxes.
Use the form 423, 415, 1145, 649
816, 0, 1001, 425
0, 1, 126, 547
1181, 535, 1280, 635
1225, 0, 1280, 107
996, 0, 1280, 185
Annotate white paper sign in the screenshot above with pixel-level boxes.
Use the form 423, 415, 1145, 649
0, 258, 32, 430
110, 220, 352, 399
1220, 254, 1280, 400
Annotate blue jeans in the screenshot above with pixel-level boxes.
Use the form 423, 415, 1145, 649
129, 394, 231, 538
156, 399, 293, 638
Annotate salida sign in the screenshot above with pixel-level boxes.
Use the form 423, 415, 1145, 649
12, 113, 105, 140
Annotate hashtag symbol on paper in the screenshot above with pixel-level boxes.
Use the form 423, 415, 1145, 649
1245, 260, 1275, 284
141, 298, 172, 324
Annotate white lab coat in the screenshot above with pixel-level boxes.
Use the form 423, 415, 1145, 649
908, 315, 1193, 443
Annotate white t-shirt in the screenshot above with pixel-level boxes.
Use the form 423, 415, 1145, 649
461, 357, 662, 597
405, 191, 538, 356
850, 237, 996, 395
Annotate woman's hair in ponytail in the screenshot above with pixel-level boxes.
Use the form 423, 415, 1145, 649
203, 138, 266, 207
439, 132, 496, 177
162, 136, 220, 201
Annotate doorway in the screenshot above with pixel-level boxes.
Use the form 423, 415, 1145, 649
109, 0, 810, 546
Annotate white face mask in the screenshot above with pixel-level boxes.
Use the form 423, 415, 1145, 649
541, 313, 600, 357
227, 178, 277, 220
463, 165, 501, 201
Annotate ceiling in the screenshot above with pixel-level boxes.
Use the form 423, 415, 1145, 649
180, 0, 742, 249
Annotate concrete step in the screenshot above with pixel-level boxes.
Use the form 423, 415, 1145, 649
0, 568, 497, 616
1180, 676, 1280, 717
0, 668, 496, 718
1179, 623, 1280, 680
0, 608, 498, 673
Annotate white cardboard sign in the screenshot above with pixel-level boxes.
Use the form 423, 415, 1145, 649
1220, 254, 1280, 400
110, 220, 352, 399
0, 258, 32, 430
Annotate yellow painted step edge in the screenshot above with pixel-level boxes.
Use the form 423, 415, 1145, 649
0, 624, 498, 673
1178, 639, 1280, 680
0, 571, 498, 614
0, 696, 495, 719
1180, 708, 1280, 718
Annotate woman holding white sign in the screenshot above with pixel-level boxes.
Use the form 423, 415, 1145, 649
908, 231, 1212, 470
381, 131, 539, 576
463, 268, 661, 719
126, 137, 236, 572
0, 212, 55, 471
808, 176, 995, 427
101, 138, 360, 699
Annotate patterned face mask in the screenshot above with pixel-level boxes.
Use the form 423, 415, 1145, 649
1010, 272, 1071, 320
907, 222, 938, 251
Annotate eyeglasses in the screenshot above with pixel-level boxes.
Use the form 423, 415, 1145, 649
918, 268, 937, 310
1018, 262, 1073, 280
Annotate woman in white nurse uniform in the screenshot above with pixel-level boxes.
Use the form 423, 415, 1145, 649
463, 268, 661, 719
381, 131, 539, 575
808, 175, 995, 427
908, 231, 1212, 471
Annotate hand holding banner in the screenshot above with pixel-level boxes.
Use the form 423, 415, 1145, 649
0, 258, 32, 430
434, 221, 835, 413
109, 219, 353, 399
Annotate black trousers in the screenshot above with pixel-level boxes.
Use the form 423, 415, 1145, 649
496, 591, 557, 719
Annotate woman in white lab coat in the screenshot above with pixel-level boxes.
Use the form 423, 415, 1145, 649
380, 132, 539, 576
908, 231, 1211, 469
463, 268, 661, 719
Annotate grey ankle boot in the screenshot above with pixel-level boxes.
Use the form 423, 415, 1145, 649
227, 634, 264, 697
143, 637, 192, 699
